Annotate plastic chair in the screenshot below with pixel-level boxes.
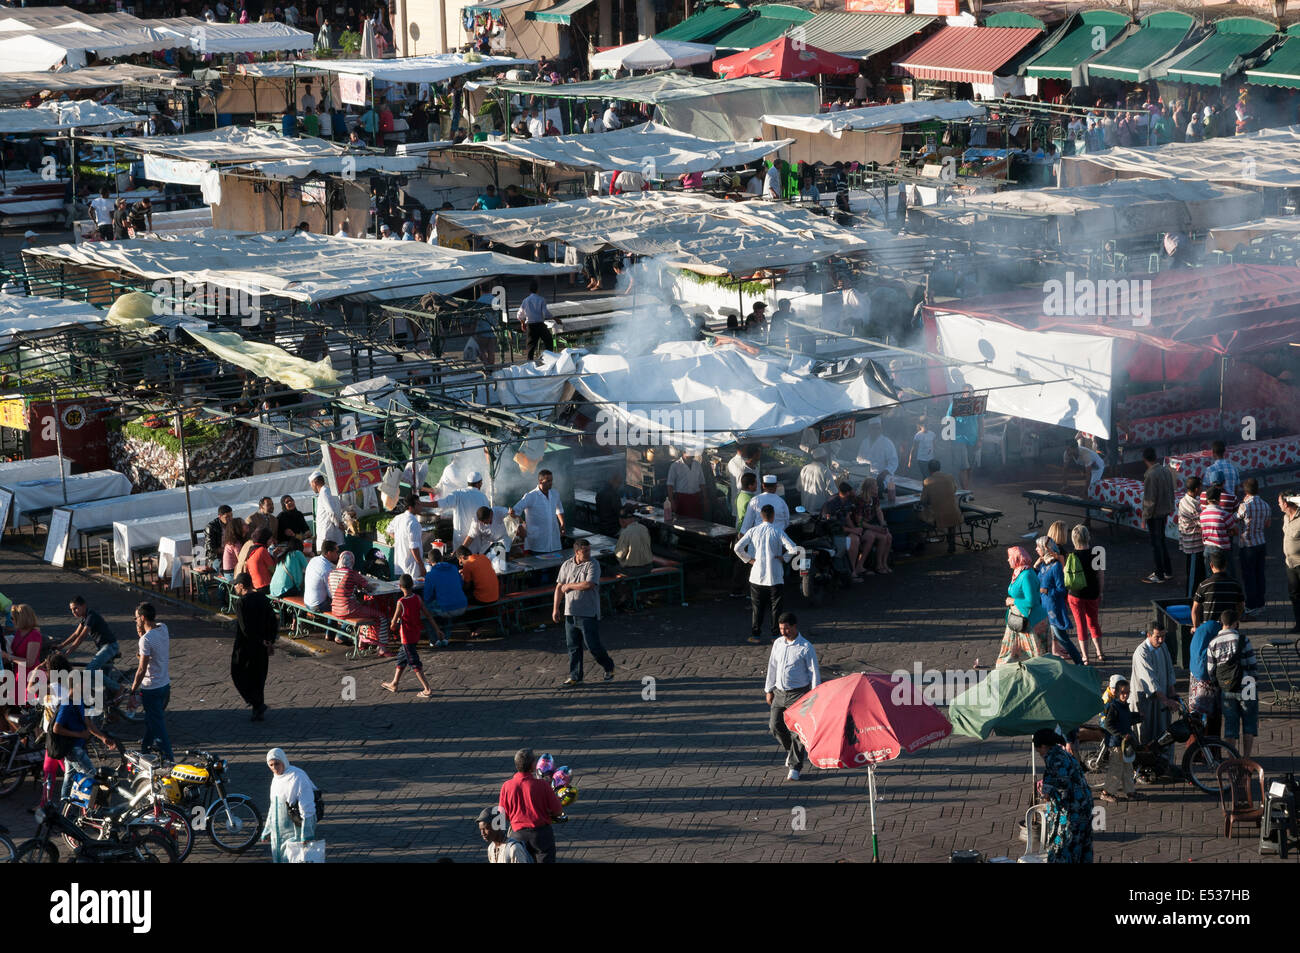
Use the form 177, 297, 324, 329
1216, 759, 1266, 838
980, 415, 1010, 468
1019, 803, 1051, 862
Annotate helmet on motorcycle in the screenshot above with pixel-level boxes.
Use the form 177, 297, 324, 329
534, 753, 554, 776
551, 767, 571, 788
556, 784, 578, 806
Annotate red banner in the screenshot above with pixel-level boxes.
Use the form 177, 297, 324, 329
28, 400, 110, 474
324, 433, 383, 495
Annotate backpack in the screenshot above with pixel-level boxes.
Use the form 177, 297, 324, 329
1215, 631, 1245, 694
1063, 552, 1087, 593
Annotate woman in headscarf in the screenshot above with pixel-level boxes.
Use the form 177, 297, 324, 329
328, 550, 391, 655
998, 545, 1046, 665
261, 748, 317, 863
1033, 729, 1094, 863
1036, 536, 1082, 664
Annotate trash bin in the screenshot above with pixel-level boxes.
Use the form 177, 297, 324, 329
1151, 598, 1193, 670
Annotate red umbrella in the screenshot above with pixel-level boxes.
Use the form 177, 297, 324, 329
713, 36, 859, 80
784, 672, 952, 860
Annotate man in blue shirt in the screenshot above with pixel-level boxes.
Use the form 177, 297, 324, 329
945, 384, 982, 490
1187, 618, 1222, 738
423, 548, 466, 647
1203, 440, 1241, 502
473, 185, 503, 210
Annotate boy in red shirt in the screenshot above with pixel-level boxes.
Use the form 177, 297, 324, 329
382, 574, 441, 697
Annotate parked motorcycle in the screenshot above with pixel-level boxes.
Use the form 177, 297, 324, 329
137, 749, 262, 853
63, 749, 193, 862
14, 800, 177, 863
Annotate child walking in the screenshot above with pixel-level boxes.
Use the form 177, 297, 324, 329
382, 574, 441, 697
908, 416, 936, 481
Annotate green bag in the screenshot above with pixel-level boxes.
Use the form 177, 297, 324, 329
1063, 552, 1087, 592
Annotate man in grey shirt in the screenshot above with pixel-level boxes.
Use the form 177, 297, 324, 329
553, 538, 614, 687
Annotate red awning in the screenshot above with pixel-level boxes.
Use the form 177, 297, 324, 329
893, 25, 1042, 84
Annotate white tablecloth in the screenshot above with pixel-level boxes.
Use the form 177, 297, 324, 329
0, 455, 70, 484
59, 465, 319, 539
114, 499, 263, 567
157, 533, 192, 589
4, 470, 131, 528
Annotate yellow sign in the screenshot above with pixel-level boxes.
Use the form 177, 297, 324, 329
0, 399, 27, 432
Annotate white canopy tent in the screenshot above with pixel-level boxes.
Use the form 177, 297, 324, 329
0, 292, 105, 346
0, 28, 188, 72
297, 53, 533, 84
0, 65, 180, 102
1206, 216, 1300, 252
762, 100, 987, 137
187, 22, 314, 53
23, 230, 577, 303
1059, 125, 1300, 188
439, 193, 874, 276
490, 341, 892, 450
588, 38, 716, 71
466, 122, 791, 175
0, 101, 143, 134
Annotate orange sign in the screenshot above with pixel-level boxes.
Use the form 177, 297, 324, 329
0, 399, 26, 431
846, 0, 908, 13
912, 0, 958, 14
325, 433, 383, 494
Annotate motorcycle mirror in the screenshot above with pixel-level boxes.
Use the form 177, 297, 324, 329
794, 506, 807, 514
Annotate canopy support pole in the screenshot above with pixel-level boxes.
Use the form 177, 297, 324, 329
177, 406, 197, 556
49, 383, 69, 506
68, 131, 78, 243
868, 763, 880, 862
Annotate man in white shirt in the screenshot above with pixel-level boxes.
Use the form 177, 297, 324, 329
437, 471, 491, 545
727, 444, 759, 505
300, 84, 316, 114
518, 278, 556, 362
90, 187, 116, 234
1063, 441, 1106, 494
511, 469, 565, 554
763, 162, 782, 200
478, 806, 534, 863
389, 496, 426, 581
310, 471, 345, 552
735, 503, 799, 646
465, 504, 510, 554
665, 449, 706, 520
764, 612, 821, 780
798, 447, 836, 516
583, 110, 603, 134
741, 474, 791, 533
303, 540, 340, 612
856, 419, 899, 494
602, 103, 621, 131
526, 108, 545, 139
129, 602, 173, 762
854, 72, 869, 103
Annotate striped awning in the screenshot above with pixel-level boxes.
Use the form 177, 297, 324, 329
525, 0, 595, 24
1246, 24, 1300, 88
894, 25, 1043, 84
785, 11, 936, 60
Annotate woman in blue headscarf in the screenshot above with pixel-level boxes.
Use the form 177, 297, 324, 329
1036, 536, 1083, 664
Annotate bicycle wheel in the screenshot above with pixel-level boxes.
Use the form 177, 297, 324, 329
61, 802, 92, 853
1183, 738, 1240, 795
0, 830, 15, 863
208, 796, 263, 853
0, 766, 25, 798
140, 805, 193, 863
14, 839, 58, 863
130, 831, 177, 864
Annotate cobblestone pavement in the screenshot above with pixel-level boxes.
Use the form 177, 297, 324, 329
2, 474, 1297, 863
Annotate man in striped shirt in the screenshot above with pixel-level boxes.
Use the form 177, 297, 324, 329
1176, 476, 1205, 599
1199, 486, 1237, 559
1203, 440, 1241, 502
1192, 551, 1245, 628
1236, 478, 1271, 618
1205, 610, 1258, 758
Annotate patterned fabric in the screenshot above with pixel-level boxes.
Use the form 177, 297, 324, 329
1199, 505, 1236, 550
1236, 495, 1271, 548
1168, 436, 1300, 487
1041, 745, 1094, 863
1176, 494, 1202, 554
1203, 458, 1242, 499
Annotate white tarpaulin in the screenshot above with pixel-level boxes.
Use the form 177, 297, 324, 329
24, 230, 576, 303
251, 154, 425, 179
761, 100, 986, 138
1206, 216, 1300, 252
4, 469, 132, 528
492, 342, 886, 449
0, 65, 179, 101
440, 193, 873, 275
0, 292, 104, 345
1059, 125, 1300, 189
467, 122, 790, 175
188, 22, 314, 53
933, 312, 1114, 439
143, 155, 210, 185
91, 126, 342, 164
298, 53, 533, 83
0, 101, 143, 133
588, 38, 716, 71
0, 28, 187, 72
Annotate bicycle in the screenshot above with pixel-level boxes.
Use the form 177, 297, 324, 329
1082, 698, 1239, 795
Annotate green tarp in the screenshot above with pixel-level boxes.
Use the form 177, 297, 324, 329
710, 4, 812, 51
1161, 17, 1276, 86
658, 5, 753, 43
1024, 10, 1129, 79
525, 0, 594, 24
1086, 10, 1196, 82
1247, 27, 1300, 88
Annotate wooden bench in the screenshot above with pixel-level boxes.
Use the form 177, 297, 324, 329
270, 594, 378, 660
957, 503, 1003, 552
605, 557, 685, 611
1022, 490, 1132, 535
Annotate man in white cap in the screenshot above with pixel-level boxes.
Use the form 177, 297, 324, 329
798, 447, 836, 516
436, 471, 491, 546
602, 102, 622, 132
309, 470, 345, 552
379, 223, 395, 240
741, 474, 790, 534
22, 230, 40, 248
665, 448, 706, 520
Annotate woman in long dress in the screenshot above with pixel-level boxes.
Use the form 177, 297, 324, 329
1034, 729, 1094, 863
261, 748, 317, 862
998, 546, 1046, 665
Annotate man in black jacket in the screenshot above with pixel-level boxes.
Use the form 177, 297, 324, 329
205, 505, 232, 569
232, 573, 277, 722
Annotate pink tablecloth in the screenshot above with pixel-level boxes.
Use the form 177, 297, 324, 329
1120, 406, 1285, 447
1090, 477, 1179, 537
1166, 434, 1300, 484
1120, 386, 1200, 420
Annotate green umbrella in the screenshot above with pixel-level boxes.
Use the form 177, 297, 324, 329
949, 657, 1102, 739
949, 657, 1103, 800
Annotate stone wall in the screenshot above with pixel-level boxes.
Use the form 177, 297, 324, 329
109, 425, 255, 493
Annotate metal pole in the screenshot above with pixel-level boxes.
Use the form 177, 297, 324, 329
68, 131, 78, 243
868, 763, 879, 863
177, 407, 197, 553
50, 383, 69, 506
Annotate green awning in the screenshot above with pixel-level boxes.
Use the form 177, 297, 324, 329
984, 11, 1047, 31
658, 6, 753, 43
1086, 10, 1196, 82
1024, 10, 1129, 80
1160, 17, 1276, 85
710, 4, 813, 51
1247, 25, 1300, 87
526, 0, 595, 24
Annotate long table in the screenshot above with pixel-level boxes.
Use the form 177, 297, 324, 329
5, 470, 132, 529
1166, 434, 1300, 486
114, 500, 263, 567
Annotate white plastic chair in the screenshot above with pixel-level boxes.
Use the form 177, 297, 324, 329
1019, 804, 1051, 862
979, 415, 1010, 468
